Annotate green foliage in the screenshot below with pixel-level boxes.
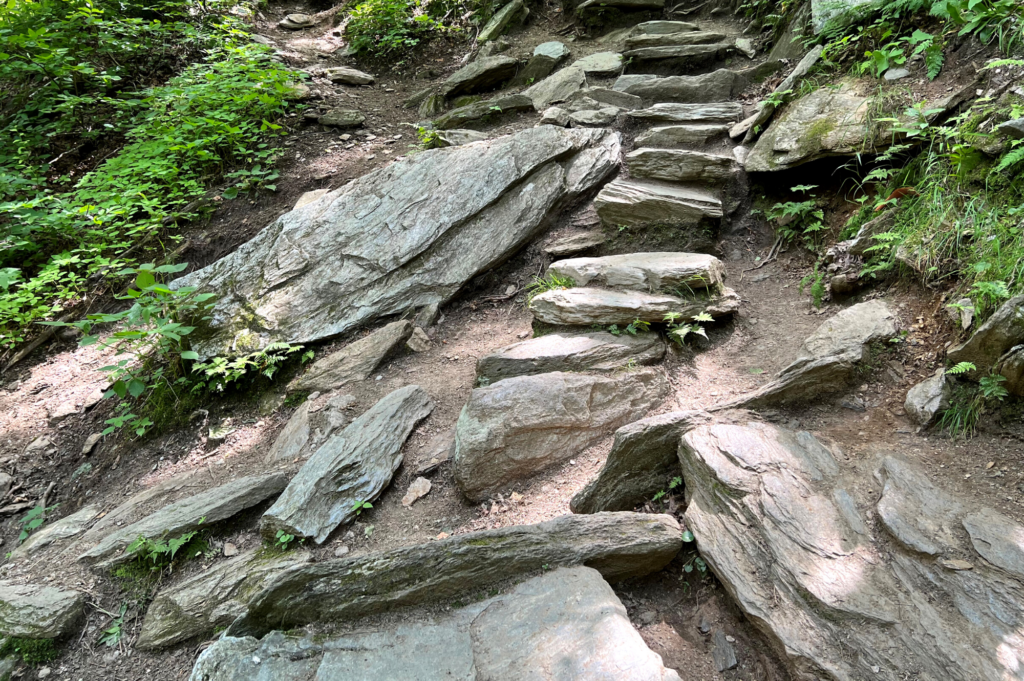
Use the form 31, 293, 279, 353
947, 361, 977, 375
192, 342, 307, 394
799, 265, 827, 308
98, 603, 129, 648
125, 519, 206, 571
682, 555, 707, 574
273, 529, 301, 551
352, 500, 373, 515
0, 637, 59, 666
663, 311, 714, 345
608, 318, 650, 336
939, 382, 982, 437
764, 185, 826, 247
980, 373, 1009, 401
344, 0, 503, 57
16, 503, 58, 544
525, 272, 575, 304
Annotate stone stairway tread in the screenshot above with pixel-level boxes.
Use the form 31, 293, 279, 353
626, 148, 737, 184
630, 20, 700, 35
548, 252, 725, 292
622, 42, 733, 67
635, 124, 732, 147
594, 178, 722, 228
529, 286, 739, 326
627, 102, 744, 124
618, 70, 747, 104
624, 31, 730, 50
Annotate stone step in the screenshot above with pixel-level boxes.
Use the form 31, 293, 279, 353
635, 124, 731, 147
594, 178, 722, 228
627, 102, 744, 124
548, 252, 725, 292
626, 149, 737, 184
624, 31, 729, 50
529, 286, 739, 326
618, 69, 745, 103
630, 20, 699, 35
622, 43, 733, 72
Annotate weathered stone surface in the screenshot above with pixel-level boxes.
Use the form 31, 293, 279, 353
904, 370, 951, 426
138, 549, 312, 649
628, 102, 743, 123
948, 295, 1024, 374
594, 179, 723, 228
294, 188, 328, 210
812, 0, 871, 32
569, 108, 619, 126
711, 629, 738, 671
228, 512, 682, 636
613, 73, 659, 91
439, 56, 517, 97
323, 66, 374, 85
576, 0, 663, 12
734, 37, 757, 59
78, 473, 288, 568
623, 69, 743, 103
625, 31, 727, 50
261, 385, 434, 543
550, 252, 725, 292
630, 20, 698, 35
418, 93, 446, 118
535, 40, 570, 60
514, 42, 570, 86
406, 326, 431, 352
477, 0, 523, 42
455, 370, 669, 500
568, 86, 642, 110
998, 118, 1024, 139
265, 402, 310, 463
318, 109, 365, 127
626, 148, 737, 183
278, 13, 313, 29
10, 505, 101, 560
544, 230, 605, 256
997, 345, 1024, 396
572, 411, 709, 514
962, 507, 1024, 577
0, 582, 84, 639
523, 65, 587, 110
734, 45, 823, 142
622, 43, 732, 70
572, 51, 623, 77
193, 567, 681, 681
290, 320, 413, 393
531, 287, 739, 326
538, 106, 570, 126
716, 300, 896, 408
635, 124, 730, 146
174, 127, 620, 356
436, 129, 489, 146
432, 92, 533, 128
476, 331, 665, 383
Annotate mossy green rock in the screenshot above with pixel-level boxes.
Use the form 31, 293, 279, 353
0, 582, 84, 639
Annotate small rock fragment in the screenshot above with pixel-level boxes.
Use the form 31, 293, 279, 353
401, 477, 432, 507
223, 542, 239, 557
406, 327, 431, 352
82, 433, 102, 455
712, 629, 738, 671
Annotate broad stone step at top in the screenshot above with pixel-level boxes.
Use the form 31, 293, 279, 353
548, 252, 725, 292
620, 70, 747, 103
627, 102, 743, 124
594, 179, 722, 228
622, 43, 734, 70
635, 124, 731, 147
629, 20, 699, 35
576, 0, 663, 12
624, 31, 729, 50
626, 148, 738, 183
529, 286, 739, 327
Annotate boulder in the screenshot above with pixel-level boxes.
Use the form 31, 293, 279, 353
138, 549, 312, 649
569, 108, 619, 126
626, 148, 737, 183
477, 0, 523, 43
572, 411, 710, 514
278, 13, 313, 30
572, 52, 624, 77
635, 124, 730, 146
734, 45, 823, 143
515, 42, 570, 86
576, 0, 663, 11
454, 369, 669, 501
193, 567, 681, 681
173, 127, 620, 356
715, 300, 896, 408
904, 370, 951, 426
530, 286, 739, 326
947, 295, 1024, 374
289, 320, 413, 393
0, 583, 84, 639
10, 504, 101, 560
624, 31, 728, 50
549, 252, 725, 292
594, 179, 723, 228
996, 345, 1024, 396
627, 102, 743, 124
543, 230, 605, 256
523, 65, 587, 110
997, 118, 1024, 140
261, 385, 434, 543
476, 331, 665, 383
228, 512, 682, 636
622, 69, 743, 103
323, 66, 374, 85
318, 109, 365, 127
439, 56, 517, 97
406, 326, 432, 352
432, 93, 533, 128
78, 473, 288, 568
538, 106, 570, 126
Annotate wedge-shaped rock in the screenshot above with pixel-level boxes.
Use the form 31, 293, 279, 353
622, 69, 744, 103
947, 295, 1024, 375
289, 320, 412, 393
595, 179, 722, 228
323, 66, 374, 85
997, 344, 1024, 396
624, 31, 727, 49
630, 20, 698, 35
10, 504, 100, 560
439, 56, 517, 97
572, 411, 709, 513
261, 385, 434, 543
628, 102, 743, 123
715, 299, 896, 408
613, 73, 659, 91
626, 148, 736, 183
476, 331, 665, 383
192, 567, 682, 681
433, 93, 533, 129
635, 124, 730, 146
567, 86, 642, 110
622, 43, 733, 71
543, 230, 605, 256
477, 0, 523, 42
454, 370, 669, 500
78, 473, 288, 568
530, 287, 739, 326
549, 252, 725, 291
904, 370, 950, 426
227, 512, 682, 636
514, 41, 570, 86
572, 51, 623, 77
138, 549, 312, 649
523, 65, 587, 109
680, 421, 1024, 681
0, 583, 84, 639
173, 127, 620, 356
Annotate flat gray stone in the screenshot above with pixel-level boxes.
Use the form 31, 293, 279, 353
947, 295, 1024, 374
535, 41, 570, 60
0, 582, 84, 639
635, 124, 731, 146
997, 345, 1024, 395
623, 69, 743, 103
997, 118, 1024, 139
290, 320, 413, 393
294, 188, 329, 210
261, 385, 434, 543
318, 109, 365, 127
572, 411, 709, 513
904, 370, 950, 426
439, 56, 517, 97
433, 93, 533, 129
514, 42, 570, 87
174, 127, 619, 356
625, 31, 727, 50
963, 507, 1024, 578
476, 331, 665, 383
523, 65, 587, 110
877, 455, 963, 556
227, 512, 683, 636
454, 369, 670, 501
78, 473, 288, 568
712, 629, 738, 671
594, 179, 723, 228
538, 106, 570, 126
626, 148, 737, 183
544, 231, 605, 256
613, 74, 659, 91
10, 504, 101, 560
139, 549, 312, 649
572, 52, 623, 77
884, 66, 910, 80
530, 287, 739, 327
630, 20, 699, 35
549, 252, 725, 292
323, 66, 374, 85
622, 43, 732, 70
436, 129, 489, 146
569, 108, 619, 126
628, 102, 743, 123
279, 13, 313, 29
477, 0, 523, 42
568, 87, 642, 110
264, 402, 310, 463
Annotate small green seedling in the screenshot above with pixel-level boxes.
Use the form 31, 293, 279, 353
352, 500, 373, 516
18, 503, 58, 545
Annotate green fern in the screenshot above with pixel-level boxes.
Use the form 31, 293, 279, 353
993, 143, 1024, 174
924, 42, 944, 79
947, 361, 977, 375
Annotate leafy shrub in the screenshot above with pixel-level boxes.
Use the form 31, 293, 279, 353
125, 524, 207, 571
763, 185, 826, 247
663, 311, 714, 345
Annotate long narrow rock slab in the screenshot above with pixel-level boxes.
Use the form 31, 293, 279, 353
549, 252, 725, 291
622, 43, 733, 71
594, 179, 722, 228
626, 148, 737, 183
627, 102, 744, 123
624, 31, 728, 49
260, 385, 434, 543
227, 512, 683, 636
530, 287, 739, 326
289, 320, 412, 393
622, 70, 744, 103
635, 124, 731, 146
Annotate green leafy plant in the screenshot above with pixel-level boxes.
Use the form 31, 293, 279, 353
352, 500, 373, 516
609, 318, 650, 336
125, 518, 206, 572
663, 311, 714, 345
16, 503, 58, 545
764, 185, 826, 247
799, 264, 827, 308
274, 529, 300, 551
0, 637, 59, 666
683, 555, 708, 574
980, 373, 1009, 401
525, 272, 575, 304
947, 361, 977, 375
191, 342, 306, 394
98, 603, 129, 648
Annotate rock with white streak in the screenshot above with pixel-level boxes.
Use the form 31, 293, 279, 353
549, 252, 725, 292
530, 287, 739, 327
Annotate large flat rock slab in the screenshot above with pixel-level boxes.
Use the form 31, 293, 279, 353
549, 252, 725, 292
172, 127, 620, 357
626, 148, 737, 183
679, 420, 1024, 680
628, 102, 743, 124
433, 93, 533, 129
0, 582, 84, 639
226, 512, 682, 636
192, 567, 681, 681
289, 320, 412, 393
624, 31, 728, 50
261, 385, 433, 543
523, 65, 587, 110
635, 124, 731, 146
594, 179, 722, 228
622, 69, 744, 103
9, 504, 101, 561
454, 369, 670, 501
622, 43, 733, 71
530, 286, 739, 326
438, 56, 517, 97
476, 331, 665, 383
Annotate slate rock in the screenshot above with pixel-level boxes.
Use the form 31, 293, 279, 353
406, 326, 431, 352
476, 331, 665, 383
811, 0, 871, 31
138, 549, 312, 649
538, 106, 570, 126
628, 102, 744, 123
630, 20, 699, 35
323, 66, 374, 85
997, 118, 1024, 140
569, 108, 619, 126
279, 13, 313, 29
530, 286, 739, 326
904, 370, 950, 426
625, 31, 728, 50
439, 56, 517, 97
290, 320, 413, 393
78, 473, 288, 568
622, 43, 732, 71
947, 295, 1024, 374
436, 129, 489, 146
227, 512, 683, 636
0, 582, 84, 639
568, 87, 642, 110
711, 629, 738, 671
996, 345, 1024, 396
419, 93, 446, 118
432, 93, 533, 128
594, 179, 723, 228
635, 124, 730, 146
623, 69, 743, 103
477, 0, 523, 43
261, 385, 433, 543
613, 74, 659, 91
572, 411, 710, 514
543, 230, 605, 256
523, 65, 587, 110
734, 45, 823, 142
264, 402, 310, 463
626, 148, 737, 183
318, 109, 365, 127
549, 252, 725, 292
10, 505, 101, 560
174, 127, 619, 356
514, 42, 569, 87
962, 507, 1024, 578
454, 369, 670, 501
294, 188, 328, 210
572, 51, 623, 77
